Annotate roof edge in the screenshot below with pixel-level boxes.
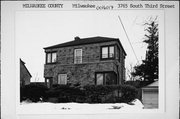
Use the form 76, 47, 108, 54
44, 36, 127, 55
20, 58, 32, 77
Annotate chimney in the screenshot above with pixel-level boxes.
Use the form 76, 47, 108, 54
74, 36, 80, 41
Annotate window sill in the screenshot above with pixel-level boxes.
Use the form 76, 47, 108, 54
45, 62, 57, 65
100, 57, 115, 60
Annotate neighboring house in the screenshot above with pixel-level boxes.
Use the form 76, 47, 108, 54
44, 36, 126, 88
20, 59, 32, 87
141, 81, 158, 109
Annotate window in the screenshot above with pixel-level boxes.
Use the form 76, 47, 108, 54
102, 47, 108, 58
58, 74, 67, 85
109, 46, 114, 58
96, 73, 104, 85
74, 49, 82, 64
46, 52, 57, 64
101, 46, 115, 59
52, 52, 57, 62
95, 72, 117, 85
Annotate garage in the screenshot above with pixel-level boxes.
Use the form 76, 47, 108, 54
142, 81, 158, 109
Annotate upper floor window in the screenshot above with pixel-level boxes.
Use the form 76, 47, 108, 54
46, 52, 57, 64
101, 46, 114, 59
74, 49, 82, 64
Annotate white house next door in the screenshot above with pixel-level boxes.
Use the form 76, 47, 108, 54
58, 74, 67, 85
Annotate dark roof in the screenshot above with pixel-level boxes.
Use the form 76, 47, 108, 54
20, 58, 32, 77
44, 36, 126, 55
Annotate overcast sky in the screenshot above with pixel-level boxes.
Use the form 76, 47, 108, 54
16, 10, 159, 82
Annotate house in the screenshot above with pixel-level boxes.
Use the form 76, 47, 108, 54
141, 81, 158, 109
20, 59, 32, 87
43, 36, 126, 88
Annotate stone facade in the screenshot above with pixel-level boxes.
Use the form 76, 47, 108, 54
44, 37, 126, 87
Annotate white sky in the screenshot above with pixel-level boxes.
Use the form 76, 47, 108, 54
16, 10, 158, 82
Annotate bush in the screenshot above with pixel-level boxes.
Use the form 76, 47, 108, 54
20, 83, 48, 102
46, 84, 85, 103
46, 84, 138, 103
21, 84, 139, 103
83, 85, 116, 103
118, 85, 138, 103
82, 85, 138, 103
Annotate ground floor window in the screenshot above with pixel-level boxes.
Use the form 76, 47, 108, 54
95, 72, 117, 85
58, 74, 67, 85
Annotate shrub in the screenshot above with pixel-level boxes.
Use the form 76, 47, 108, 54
20, 83, 48, 102
83, 85, 138, 103
117, 85, 138, 103
21, 84, 139, 103
83, 85, 117, 103
46, 84, 85, 103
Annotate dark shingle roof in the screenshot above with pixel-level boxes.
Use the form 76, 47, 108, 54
20, 58, 32, 77
44, 36, 126, 55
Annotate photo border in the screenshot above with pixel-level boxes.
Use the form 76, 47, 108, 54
1, 1, 179, 119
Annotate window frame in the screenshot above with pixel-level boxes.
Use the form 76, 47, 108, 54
74, 48, 82, 64
100, 45, 115, 60
46, 51, 57, 64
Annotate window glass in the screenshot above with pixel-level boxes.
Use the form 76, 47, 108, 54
47, 53, 51, 63
96, 73, 103, 85
96, 72, 117, 85
109, 46, 114, 58
52, 52, 57, 63
75, 49, 82, 56
102, 47, 108, 58
105, 72, 117, 85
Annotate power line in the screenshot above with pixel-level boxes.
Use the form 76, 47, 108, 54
118, 16, 139, 62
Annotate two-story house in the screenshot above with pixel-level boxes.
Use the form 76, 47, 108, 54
44, 36, 126, 88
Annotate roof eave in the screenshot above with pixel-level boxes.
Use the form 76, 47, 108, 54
44, 38, 127, 56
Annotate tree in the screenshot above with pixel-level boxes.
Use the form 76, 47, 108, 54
131, 17, 158, 82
